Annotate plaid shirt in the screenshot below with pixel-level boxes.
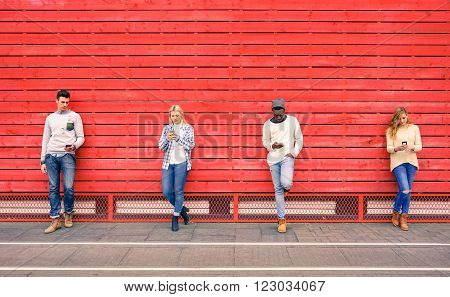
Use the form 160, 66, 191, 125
158, 123, 195, 170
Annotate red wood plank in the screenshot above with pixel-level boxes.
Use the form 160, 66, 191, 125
1, 124, 447, 137
0, 10, 448, 22
1, 78, 448, 91
0, 45, 448, 57
0, 169, 447, 182
1, 0, 447, 10
0, 101, 447, 113
0, 158, 448, 171
1, 21, 448, 34
299, 114, 449, 125
1, 33, 447, 45
0, 181, 446, 193
1, 112, 447, 126
0, 67, 447, 80
1, 147, 449, 160
2, 56, 448, 68
0, 135, 448, 148
1, 90, 449, 103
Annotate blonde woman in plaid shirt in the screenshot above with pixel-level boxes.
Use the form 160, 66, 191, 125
158, 105, 195, 231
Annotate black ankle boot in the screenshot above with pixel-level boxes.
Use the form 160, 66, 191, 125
171, 215, 179, 232
180, 206, 190, 225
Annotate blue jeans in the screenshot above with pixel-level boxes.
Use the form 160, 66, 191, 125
162, 162, 188, 216
392, 163, 417, 214
269, 157, 295, 219
45, 154, 76, 218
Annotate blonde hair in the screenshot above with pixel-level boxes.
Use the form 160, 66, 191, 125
387, 107, 411, 139
168, 105, 187, 125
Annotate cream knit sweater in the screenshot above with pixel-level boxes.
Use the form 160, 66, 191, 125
386, 124, 422, 171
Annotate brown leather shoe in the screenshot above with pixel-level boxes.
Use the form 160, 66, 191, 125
400, 214, 409, 231
392, 211, 400, 227
44, 218, 61, 234
277, 218, 287, 233
64, 213, 73, 228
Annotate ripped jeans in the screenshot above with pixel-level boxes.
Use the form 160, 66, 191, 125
269, 156, 295, 219
392, 163, 417, 214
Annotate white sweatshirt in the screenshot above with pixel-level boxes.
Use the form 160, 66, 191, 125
263, 115, 303, 166
40, 110, 85, 163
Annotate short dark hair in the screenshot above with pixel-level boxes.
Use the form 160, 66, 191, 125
56, 89, 70, 100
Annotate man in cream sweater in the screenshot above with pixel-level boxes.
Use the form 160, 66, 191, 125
40, 90, 85, 234
263, 98, 303, 233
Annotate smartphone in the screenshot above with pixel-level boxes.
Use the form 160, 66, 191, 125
402, 141, 407, 146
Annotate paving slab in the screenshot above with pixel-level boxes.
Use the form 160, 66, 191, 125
60, 246, 130, 267
119, 247, 182, 267
339, 247, 415, 267
402, 247, 450, 267
20, 246, 79, 267
287, 247, 350, 266
235, 228, 262, 242
179, 247, 235, 267
235, 246, 293, 267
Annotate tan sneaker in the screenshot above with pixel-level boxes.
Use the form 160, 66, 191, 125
277, 218, 287, 233
44, 218, 61, 234
392, 211, 400, 227
400, 214, 409, 231
64, 213, 73, 228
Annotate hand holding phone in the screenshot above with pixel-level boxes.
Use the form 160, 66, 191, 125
394, 141, 408, 152
401, 141, 414, 152
167, 128, 177, 141
272, 142, 284, 149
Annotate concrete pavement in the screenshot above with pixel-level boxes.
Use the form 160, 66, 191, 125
0, 222, 448, 276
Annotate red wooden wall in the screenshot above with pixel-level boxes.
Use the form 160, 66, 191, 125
0, 0, 448, 195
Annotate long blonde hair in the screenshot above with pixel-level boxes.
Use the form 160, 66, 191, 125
168, 105, 187, 125
387, 107, 411, 139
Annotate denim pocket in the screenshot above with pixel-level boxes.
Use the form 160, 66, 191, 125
66, 122, 74, 131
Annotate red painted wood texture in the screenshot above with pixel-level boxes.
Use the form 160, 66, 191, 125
0, 0, 448, 194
